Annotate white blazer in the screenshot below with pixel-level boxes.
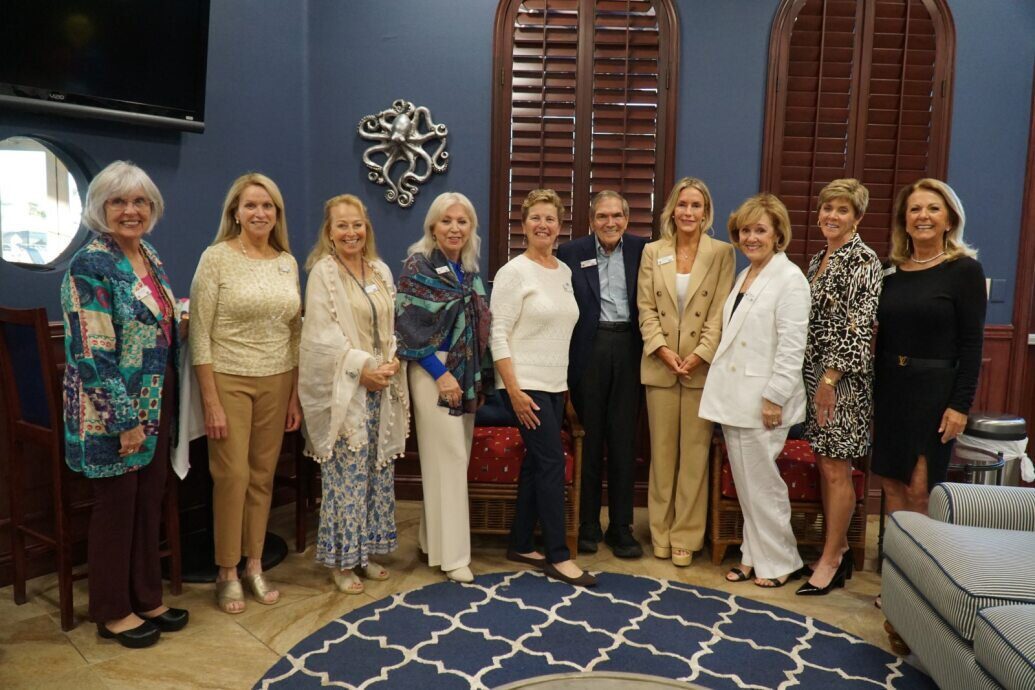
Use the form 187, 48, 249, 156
698, 251, 809, 429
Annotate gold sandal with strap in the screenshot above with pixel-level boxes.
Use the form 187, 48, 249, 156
241, 572, 280, 605
332, 569, 365, 594
216, 579, 246, 614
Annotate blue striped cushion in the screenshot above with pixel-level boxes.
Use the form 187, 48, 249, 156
882, 561, 1001, 690
931, 483, 1035, 531
884, 511, 1035, 641
975, 606, 1035, 690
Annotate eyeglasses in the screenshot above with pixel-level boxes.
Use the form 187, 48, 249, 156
107, 197, 151, 211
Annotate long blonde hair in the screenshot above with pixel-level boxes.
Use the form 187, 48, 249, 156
406, 191, 482, 273
305, 195, 379, 271
889, 178, 977, 266
212, 173, 291, 253
658, 177, 714, 240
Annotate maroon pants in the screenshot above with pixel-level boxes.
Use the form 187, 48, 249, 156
88, 364, 175, 623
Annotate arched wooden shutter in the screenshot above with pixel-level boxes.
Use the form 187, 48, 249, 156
490, 0, 678, 273
761, 0, 955, 266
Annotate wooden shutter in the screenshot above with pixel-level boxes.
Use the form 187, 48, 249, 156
490, 0, 678, 272
761, 0, 954, 267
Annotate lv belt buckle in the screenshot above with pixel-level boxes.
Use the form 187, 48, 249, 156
897, 355, 908, 367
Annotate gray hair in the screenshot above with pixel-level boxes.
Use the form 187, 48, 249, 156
590, 190, 629, 218
82, 161, 164, 234
407, 191, 481, 272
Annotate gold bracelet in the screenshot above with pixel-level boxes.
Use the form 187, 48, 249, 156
821, 375, 837, 387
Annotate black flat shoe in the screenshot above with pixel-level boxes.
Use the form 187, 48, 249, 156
543, 562, 597, 587
754, 567, 805, 589
506, 550, 547, 568
725, 566, 754, 583
97, 620, 160, 648
141, 607, 189, 632
604, 526, 643, 559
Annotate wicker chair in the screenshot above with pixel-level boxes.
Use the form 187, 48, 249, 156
708, 431, 869, 570
467, 400, 583, 555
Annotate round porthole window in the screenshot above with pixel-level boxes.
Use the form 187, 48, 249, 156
0, 136, 90, 269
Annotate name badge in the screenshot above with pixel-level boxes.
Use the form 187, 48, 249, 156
133, 284, 151, 300
364, 283, 378, 294
658, 255, 674, 266
883, 266, 897, 278
580, 258, 598, 268
278, 258, 291, 273
435, 265, 452, 275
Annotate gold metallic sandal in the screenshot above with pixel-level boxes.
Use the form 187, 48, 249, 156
241, 572, 279, 605
216, 579, 246, 614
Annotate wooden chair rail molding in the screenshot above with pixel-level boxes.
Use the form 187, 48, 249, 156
0, 320, 1021, 587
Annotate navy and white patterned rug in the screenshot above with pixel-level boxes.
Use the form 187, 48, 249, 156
256, 571, 934, 689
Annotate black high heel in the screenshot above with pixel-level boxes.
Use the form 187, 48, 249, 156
844, 551, 854, 581
795, 554, 850, 596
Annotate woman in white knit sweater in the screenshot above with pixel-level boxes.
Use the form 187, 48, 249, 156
491, 189, 595, 587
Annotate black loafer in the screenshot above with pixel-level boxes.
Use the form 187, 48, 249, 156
604, 526, 643, 559
577, 524, 603, 554
506, 549, 547, 568
543, 562, 597, 587
142, 607, 189, 632
97, 620, 160, 648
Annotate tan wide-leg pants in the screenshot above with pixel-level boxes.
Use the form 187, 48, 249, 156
409, 356, 474, 572
209, 370, 293, 567
645, 384, 713, 552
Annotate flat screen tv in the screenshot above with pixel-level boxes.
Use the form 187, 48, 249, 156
0, 1, 210, 132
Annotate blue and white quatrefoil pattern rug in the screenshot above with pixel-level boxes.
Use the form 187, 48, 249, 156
256, 571, 935, 689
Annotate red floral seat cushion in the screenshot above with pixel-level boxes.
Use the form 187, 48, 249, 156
467, 427, 575, 483
719, 439, 866, 501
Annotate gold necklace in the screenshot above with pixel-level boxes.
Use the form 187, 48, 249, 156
911, 251, 946, 264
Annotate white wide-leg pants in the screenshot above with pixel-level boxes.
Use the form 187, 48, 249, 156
409, 355, 474, 572
722, 425, 803, 579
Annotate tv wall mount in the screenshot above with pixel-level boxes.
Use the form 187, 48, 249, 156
357, 99, 448, 208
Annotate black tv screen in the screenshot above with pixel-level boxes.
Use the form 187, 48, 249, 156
0, 1, 210, 132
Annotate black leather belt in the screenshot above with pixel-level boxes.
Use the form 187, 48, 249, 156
598, 321, 632, 332
882, 354, 957, 369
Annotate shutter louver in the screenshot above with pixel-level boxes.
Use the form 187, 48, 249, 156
491, 0, 678, 271
762, 0, 953, 268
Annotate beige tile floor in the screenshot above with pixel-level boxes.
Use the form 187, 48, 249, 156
0, 503, 892, 689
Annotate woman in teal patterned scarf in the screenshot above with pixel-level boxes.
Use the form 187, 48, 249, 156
395, 191, 491, 583
62, 161, 188, 648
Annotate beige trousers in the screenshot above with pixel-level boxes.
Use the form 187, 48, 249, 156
209, 370, 293, 567
409, 356, 474, 571
645, 384, 713, 552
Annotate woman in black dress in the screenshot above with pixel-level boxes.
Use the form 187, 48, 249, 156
798, 179, 882, 596
873, 178, 986, 516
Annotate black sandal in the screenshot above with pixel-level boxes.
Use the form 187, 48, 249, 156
754, 567, 804, 589
725, 566, 754, 582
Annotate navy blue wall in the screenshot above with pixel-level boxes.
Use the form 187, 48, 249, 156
1, 0, 1032, 325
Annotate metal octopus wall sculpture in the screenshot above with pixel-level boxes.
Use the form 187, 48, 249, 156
357, 99, 449, 207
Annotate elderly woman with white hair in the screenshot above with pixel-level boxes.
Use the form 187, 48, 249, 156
62, 161, 188, 648
394, 192, 492, 583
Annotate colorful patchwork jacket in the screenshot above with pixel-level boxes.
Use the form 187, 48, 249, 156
61, 234, 179, 478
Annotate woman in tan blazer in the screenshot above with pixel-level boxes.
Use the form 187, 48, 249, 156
638, 177, 735, 566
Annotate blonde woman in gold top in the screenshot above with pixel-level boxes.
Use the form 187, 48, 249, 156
189, 173, 302, 614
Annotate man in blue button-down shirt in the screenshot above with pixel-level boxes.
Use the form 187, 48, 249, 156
557, 191, 647, 558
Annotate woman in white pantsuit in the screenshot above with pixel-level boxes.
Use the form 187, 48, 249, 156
395, 193, 492, 583
699, 193, 808, 588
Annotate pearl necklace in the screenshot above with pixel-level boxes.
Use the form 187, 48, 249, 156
910, 251, 946, 264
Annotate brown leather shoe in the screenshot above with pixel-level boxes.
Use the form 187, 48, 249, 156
506, 550, 547, 568
543, 562, 597, 587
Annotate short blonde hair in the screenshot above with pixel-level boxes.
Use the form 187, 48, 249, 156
659, 177, 714, 240
889, 178, 977, 266
212, 173, 291, 253
817, 178, 869, 218
82, 161, 164, 234
521, 188, 565, 222
727, 193, 793, 252
304, 194, 379, 272
406, 192, 481, 273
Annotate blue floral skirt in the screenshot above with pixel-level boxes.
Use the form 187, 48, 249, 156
316, 391, 397, 569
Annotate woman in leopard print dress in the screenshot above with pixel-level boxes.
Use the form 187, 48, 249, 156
797, 179, 883, 596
